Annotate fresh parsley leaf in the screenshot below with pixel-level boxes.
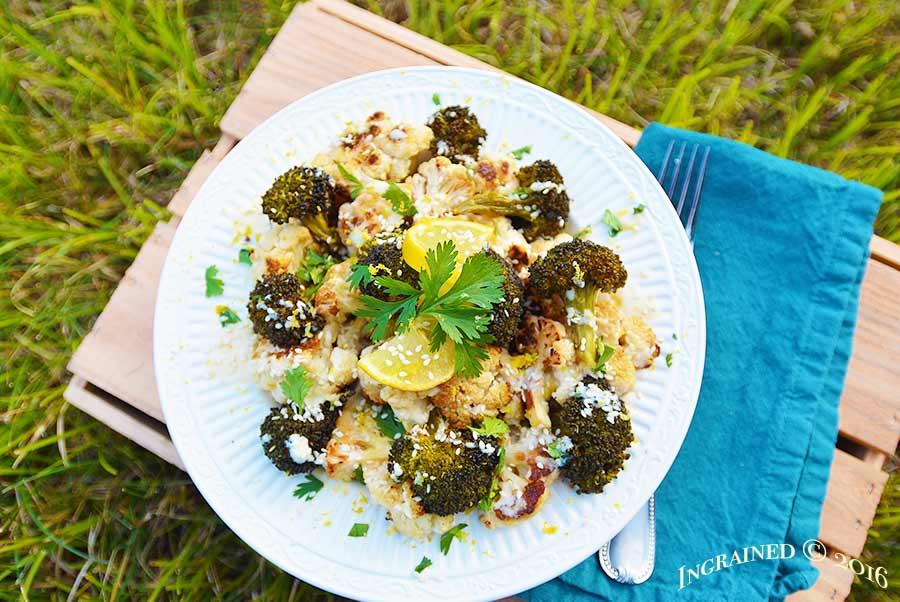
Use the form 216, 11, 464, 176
633, 204, 646, 214
335, 162, 364, 199
418, 241, 458, 303
665, 353, 674, 367
432, 93, 441, 105
205, 265, 224, 297
356, 294, 420, 341
452, 338, 493, 379
348, 263, 375, 291
547, 440, 563, 459
672, 333, 678, 340
216, 306, 240, 326
439, 523, 467, 555
353, 465, 365, 485
293, 474, 324, 501
296, 250, 337, 299
510, 145, 532, 160
478, 447, 505, 511
511, 187, 529, 199
374, 404, 406, 440
415, 556, 433, 573
280, 366, 315, 411
348, 523, 369, 537
383, 181, 417, 217
601, 209, 622, 237
470, 417, 509, 438
595, 341, 616, 372
238, 248, 253, 265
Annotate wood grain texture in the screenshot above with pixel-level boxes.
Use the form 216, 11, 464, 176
786, 556, 855, 602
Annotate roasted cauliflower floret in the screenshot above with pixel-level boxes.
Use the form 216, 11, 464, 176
406, 157, 475, 218
362, 462, 454, 539
603, 347, 637, 395
619, 315, 660, 369
516, 315, 575, 370
358, 350, 432, 427
482, 427, 558, 527
325, 395, 391, 481
250, 223, 316, 281
470, 154, 518, 193
313, 260, 359, 321
431, 347, 513, 428
337, 189, 407, 253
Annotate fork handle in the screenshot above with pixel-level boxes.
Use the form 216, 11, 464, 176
598, 494, 656, 584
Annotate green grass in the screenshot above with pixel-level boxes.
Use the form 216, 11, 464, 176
1, 0, 897, 599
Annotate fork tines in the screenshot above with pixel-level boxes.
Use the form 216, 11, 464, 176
657, 141, 710, 242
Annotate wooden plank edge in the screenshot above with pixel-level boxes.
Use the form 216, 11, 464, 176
870, 235, 900, 270
786, 555, 855, 602
64, 376, 185, 471
313, 0, 643, 147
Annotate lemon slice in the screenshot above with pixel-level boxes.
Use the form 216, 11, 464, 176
357, 324, 455, 392
402, 218, 493, 273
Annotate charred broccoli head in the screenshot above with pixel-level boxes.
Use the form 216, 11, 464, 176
455, 160, 570, 241
247, 273, 324, 349
427, 106, 486, 162
529, 239, 627, 368
353, 230, 419, 301
481, 249, 525, 346
261, 166, 338, 246
259, 393, 343, 475
388, 423, 501, 515
551, 376, 632, 493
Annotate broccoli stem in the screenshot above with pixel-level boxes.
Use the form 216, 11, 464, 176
572, 286, 599, 368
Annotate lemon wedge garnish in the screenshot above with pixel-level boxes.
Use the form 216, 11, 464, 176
357, 323, 455, 392
402, 218, 493, 273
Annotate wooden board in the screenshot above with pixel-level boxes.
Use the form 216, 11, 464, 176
64, 1, 900, 599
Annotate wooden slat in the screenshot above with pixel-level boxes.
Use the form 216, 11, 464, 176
818, 449, 889, 557
168, 136, 237, 219
67, 221, 177, 422
64, 377, 184, 470
786, 556, 855, 602
871, 235, 900, 269
837, 260, 900, 455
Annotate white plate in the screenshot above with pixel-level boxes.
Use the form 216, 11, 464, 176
154, 67, 705, 602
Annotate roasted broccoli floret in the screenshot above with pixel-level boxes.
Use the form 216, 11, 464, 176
457, 160, 570, 241
551, 376, 633, 493
247, 273, 324, 349
261, 166, 338, 246
427, 106, 486, 162
353, 230, 419, 301
481, 249, 525, 346
388, 423, 501, 515
259, 394, 343, 475
529, 239, 627, 368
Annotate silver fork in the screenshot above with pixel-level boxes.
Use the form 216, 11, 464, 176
598, 141, 710, 584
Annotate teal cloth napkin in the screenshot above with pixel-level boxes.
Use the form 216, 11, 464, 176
523, 123, 883, 601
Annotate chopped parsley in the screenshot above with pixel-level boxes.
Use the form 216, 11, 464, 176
478, 447, 505, 511
432, 93, 441, 105
601, 209, 622, 237
204, 265, 224, 297
354, 240, 505, 378
439, 523, 467, 555
296, 249, 337, 299
279, 365, 315, 411
238, 248, 253, 265
510, 145, 532, 160
546, 439, 564, 459
374, 404, 406, 440
293, 474, 324, 501
665, 352, 674, 367
216, 306, 240, 326
595, 341, 616, 372
672, 333, 678, 340
353, 465, 365, 485
347, 262, 374, 291
414, 556, 433, 573
633, 204, 646, 214
574, 225, 593, 239
348, 523, 369, 537
335, 162, 364, 199
383, 181, 417, 217
470, 416, 509, 438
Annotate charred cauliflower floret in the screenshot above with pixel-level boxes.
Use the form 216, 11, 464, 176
313, 260, 358, 321
427, 105, 486, 162
325, 395, 392, 481
619, 316, 660, 369
259, 392, 345, 475
247, 273, 324, 349
337, 190, 407, 254
363, 462, 454, 539
482, 427, 558, 527
250, 223, 316, 281
551, 376, 633, 494
388, 422, 502, 516
406, 157, 475, 218
431, 347, 513, 428
603, 347, 637, 395
358, 361, 432, 427
470, 154, 518, 193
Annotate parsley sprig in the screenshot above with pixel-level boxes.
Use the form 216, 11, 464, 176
335, 162, 364, 199
280, 365, 315, 411
353, 241, 505, 378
